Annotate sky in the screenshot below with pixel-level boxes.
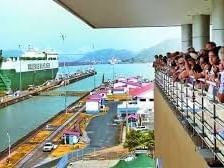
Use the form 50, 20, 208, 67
0, 0, 181, 57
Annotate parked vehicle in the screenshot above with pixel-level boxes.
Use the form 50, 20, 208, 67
113, 118, 123, 123
133, 126, 148, 131
42, 142, 55, 152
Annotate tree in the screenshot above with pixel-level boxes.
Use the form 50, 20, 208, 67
124, 129, 154, 152
145, 131, 155, 150
124, 129, 142, 151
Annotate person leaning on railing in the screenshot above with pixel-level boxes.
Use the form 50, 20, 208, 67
177, 52, 202, 81
205, 48, 220, 97
152, 55, 159, 68
153, 54, 168, 71
217, 47, 224, 102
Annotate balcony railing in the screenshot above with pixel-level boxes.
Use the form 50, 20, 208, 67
155, 70, 224, 166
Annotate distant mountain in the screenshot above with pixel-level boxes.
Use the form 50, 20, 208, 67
123, 39, 181, 63
76, 39, 181, 64
78, 48, 135, 63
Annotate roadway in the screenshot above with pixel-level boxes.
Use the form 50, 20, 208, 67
86, 101, 120, 148
68, 101, 120, 162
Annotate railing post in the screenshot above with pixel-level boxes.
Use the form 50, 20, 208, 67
167, 75, 170, 97
192, 80, 196, 127
176, 82, 179, 107
171, 78, 175, 101
164, 73, 167, 93
185, 79, 189, 118
213, 89, 217, 153
170, 78, 174, 102
201, 81, 205, 137
180, 81, 184, 118
165, 73, 168, 94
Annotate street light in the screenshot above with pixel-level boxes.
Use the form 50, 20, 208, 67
6, 132, 11, 158
19, 51, 22, 91
126, 101, 129, 132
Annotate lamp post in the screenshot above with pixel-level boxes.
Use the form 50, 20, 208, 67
126, 101, 129, 132
6, 132, 11, 158
113, 63, 115, 82
94, 72, 96, 89
19, 54, 22, 91
64, 61, 67, 114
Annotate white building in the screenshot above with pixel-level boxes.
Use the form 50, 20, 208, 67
86, 95, 102, 114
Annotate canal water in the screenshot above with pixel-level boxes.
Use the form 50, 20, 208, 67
0, 63, 154, 152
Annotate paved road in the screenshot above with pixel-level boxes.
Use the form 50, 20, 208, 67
16, 106, 85, 168
87, 101, 120, 148
68, 101, 120, 162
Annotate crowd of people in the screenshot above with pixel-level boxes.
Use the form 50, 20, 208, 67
153, 41, 224, 103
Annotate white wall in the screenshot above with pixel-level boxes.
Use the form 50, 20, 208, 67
86, 101, 99, 112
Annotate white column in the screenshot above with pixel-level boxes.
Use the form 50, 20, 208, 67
212, 0, 224, 45
181, 24, 192, 51
192, 15, 210, 50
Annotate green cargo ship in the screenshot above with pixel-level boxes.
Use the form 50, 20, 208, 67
0, 50, 59, 93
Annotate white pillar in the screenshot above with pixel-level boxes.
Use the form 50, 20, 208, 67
181, 24, 192, 51
192, 15, 210, 50
212, 0, 224, 45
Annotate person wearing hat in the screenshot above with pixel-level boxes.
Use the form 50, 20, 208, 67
189, 52, 199, 60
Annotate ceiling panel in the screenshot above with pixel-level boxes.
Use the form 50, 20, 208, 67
54, 0, 211, 28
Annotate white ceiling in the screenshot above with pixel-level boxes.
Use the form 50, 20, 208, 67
54, 0, 212, 28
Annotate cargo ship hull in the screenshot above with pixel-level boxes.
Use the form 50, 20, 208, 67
0, 68, 58, 91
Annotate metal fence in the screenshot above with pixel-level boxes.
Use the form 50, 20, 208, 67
155, 70, 224, 166
35, 147, 102, 168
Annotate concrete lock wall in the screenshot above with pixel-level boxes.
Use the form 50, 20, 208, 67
154, 87, 208, 168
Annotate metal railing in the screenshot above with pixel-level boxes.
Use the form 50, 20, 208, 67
35, 147, 102, 168
155, 70, 224, 166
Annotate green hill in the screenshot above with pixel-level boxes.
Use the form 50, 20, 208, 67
123, 39, 181, 63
